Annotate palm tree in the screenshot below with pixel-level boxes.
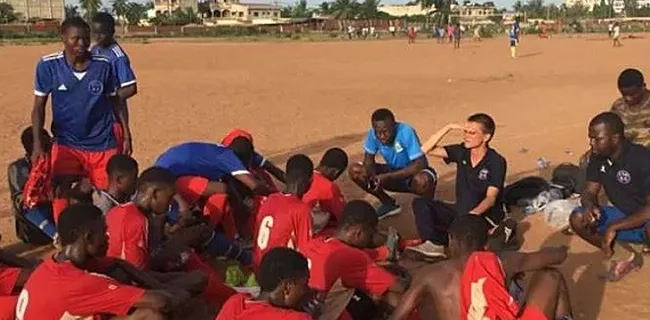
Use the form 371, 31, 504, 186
318, 1, 332, 15
292, 0, 311, 18
359, 0, 380, 19
79, 0, 102, 20
124, 2, 149, 25
416, 0, 445, 27
331, 0, 358, 19
112, 0, 128, 22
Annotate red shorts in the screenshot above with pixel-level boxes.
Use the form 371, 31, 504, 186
51, 143, 118, 189
0, 296, 17, 320
518, 306, 547, 320
176, 176, 210, 206
113, 123, 124, 154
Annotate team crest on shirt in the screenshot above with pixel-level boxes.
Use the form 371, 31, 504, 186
478, 169, 489, 180
617, 170, 631, 184
394, 141, 404, 153
88, 80, 104, 96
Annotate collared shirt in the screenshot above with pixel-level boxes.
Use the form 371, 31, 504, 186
444, 144, 507, 223
363, 122, 427, 170
586, 140, 650, 215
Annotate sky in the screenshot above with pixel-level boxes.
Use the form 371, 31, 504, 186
66, 0, 565, 12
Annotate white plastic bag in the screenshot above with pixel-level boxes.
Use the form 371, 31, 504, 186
543, 198, 581, 230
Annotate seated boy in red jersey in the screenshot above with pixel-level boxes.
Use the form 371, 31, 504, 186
16, 204, 173, 320
301, 200, 406, 320
217, 247, 319, 320
303, 148, 348, 236
92, 154, 138, 214
252, 154, 314, 269
0, 233, 38, 320
392, 215, 573, 320
105, 167, 236, 306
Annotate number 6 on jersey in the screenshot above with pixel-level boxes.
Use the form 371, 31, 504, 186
257, 216, 274, 250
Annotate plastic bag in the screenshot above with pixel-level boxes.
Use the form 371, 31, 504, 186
544, 198, 581, 230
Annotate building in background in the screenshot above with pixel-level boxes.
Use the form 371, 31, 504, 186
377, 4, 436, 17
2, 0, 64, 20
154, 0, 198, 14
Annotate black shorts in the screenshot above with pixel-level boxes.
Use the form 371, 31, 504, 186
373, 163, 437, 193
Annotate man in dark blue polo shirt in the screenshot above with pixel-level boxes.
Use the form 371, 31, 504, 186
407, 113, 507, 258
570, 112, 650, 281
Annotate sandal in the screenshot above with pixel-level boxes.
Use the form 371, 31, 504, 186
599, 259, 641, 282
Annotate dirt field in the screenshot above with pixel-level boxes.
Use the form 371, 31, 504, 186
1, 35, 649, 318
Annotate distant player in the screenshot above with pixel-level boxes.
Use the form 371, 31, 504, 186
91, 12, 137, 155
407, 25, 416, 44
30, 17, 129, 223
303, 148, 348, 235
252, 154, 314, 269
392, 215, 573, 320
509, 25, 519, 58
16, 204, 172, 319
216, 248, 317, 320
612, 22, 622, 47
454, 22, 462, 49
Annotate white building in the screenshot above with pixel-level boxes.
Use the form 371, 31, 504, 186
564, 0, 650, 13
377, 4, 435, 17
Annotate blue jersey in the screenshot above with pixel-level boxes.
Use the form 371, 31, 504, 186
34, 52, 118, 151
91, 43, 136, 119
363, 122, 427, 170
154, 142, 250, 180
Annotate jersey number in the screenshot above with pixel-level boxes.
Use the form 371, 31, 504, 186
468, 277, 489, 320
257, 216, 274, 250
16, 290, 29, 320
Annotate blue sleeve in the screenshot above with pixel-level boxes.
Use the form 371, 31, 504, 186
363, 129, 378, 155
34, 60, 52, 97
252, 152, 265, 168
105, 64, 119, 96
114, 56, 136, 88
401, 126, 424, 161
219, 149, 251, 176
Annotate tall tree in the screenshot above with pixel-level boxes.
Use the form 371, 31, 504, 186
0, 3, 18, 23
331, 0, 359, 19
359, 0, 380, 19
513, 0, 523, 12
112, 0, 129, 22
65, 4, 80, 18
124, 2, 149, 25
292, 0, 311, 18
318, 2, 332, 15
79, 0, 102, 20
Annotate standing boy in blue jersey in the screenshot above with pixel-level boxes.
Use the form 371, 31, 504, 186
509, 25, 518, 58
155, 140, 275, 239
349, 108, 437, 219
30, 17, 129, 223
91, 12, 137, 155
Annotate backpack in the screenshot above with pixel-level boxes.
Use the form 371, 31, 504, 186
15, 204, 54, 246
502, 177, 550, 208
551, 163, 585, 196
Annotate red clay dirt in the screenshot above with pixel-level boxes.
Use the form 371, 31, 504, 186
1, 35, 649, 318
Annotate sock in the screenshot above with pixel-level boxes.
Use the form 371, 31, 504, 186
202, 231, 252, 266
24, 208, 57, 239
510, 46, 516, 58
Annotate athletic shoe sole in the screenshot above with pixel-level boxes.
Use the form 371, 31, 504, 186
378, 207, 402, 220
404, 246, 447, 259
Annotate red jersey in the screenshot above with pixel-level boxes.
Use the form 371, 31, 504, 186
15, 256, 145, 320
105, 202, 149, 269
460, 251, 520, 320
252, 193, 312, 269
216, 293, 311, 320
302, 171, 345, 234
0, 266, 21, 320
301, 237, 395, 297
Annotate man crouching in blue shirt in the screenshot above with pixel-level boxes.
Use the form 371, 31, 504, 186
349, 108, 437, 219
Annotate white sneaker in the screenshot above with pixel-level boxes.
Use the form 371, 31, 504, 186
405, 241, 447, 258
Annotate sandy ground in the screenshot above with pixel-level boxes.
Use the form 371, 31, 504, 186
1, 35, 649, 318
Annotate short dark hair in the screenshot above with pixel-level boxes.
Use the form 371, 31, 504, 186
589, 111, 625, 136
229, 137, 254, 165
448, 214, 488, 251
339, 200, 378, 232
319, 148, 348, 171
92, 12, 116, 34
136, 167, 176, 193
257, 247, 309, 293
371, 108, 395, 123
467, 113, 496, 138
618, 68, 644, 89
21, 126, 50, 156
285, 154, 314, 183
107, 154, 138, 177
57, 203, 103, 246
61, 17, 90, 34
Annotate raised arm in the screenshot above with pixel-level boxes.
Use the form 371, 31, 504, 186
499, 246, 568, 280
420, 124, 463, 158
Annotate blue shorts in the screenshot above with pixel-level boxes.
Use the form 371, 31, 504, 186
574, 206, 649, 244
